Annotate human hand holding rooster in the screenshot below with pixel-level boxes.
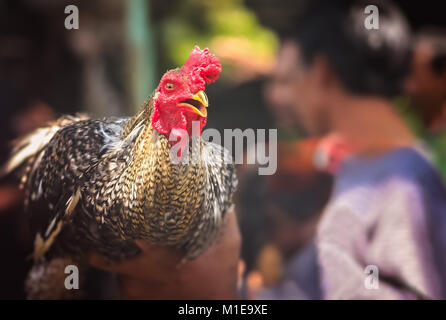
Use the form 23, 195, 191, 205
89, 210, 241, 299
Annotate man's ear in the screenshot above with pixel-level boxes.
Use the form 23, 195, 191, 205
441, 65, 446, 86
312, 55, 340, 91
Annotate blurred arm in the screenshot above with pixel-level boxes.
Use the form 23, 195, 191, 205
89, 210, 241, 299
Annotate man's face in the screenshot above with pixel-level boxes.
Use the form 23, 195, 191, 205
265, 41, 300, 129
405, 42, 446, 125
267, 40, 328, 135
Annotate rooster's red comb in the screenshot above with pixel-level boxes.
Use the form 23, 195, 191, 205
182, 46, 221, 92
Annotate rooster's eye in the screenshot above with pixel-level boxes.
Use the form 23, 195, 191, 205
165, 82, 175, 90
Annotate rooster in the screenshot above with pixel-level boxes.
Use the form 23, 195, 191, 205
4, 46, 237, 299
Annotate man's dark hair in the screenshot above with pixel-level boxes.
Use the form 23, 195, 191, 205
285, 0, 411, 97
415, 28, 446, 76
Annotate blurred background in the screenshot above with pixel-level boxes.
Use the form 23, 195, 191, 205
0, 0, 445, 299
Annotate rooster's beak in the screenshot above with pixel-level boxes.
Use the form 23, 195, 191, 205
179, 90, 209, 117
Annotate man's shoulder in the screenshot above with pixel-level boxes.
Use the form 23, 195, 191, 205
338, 147, 443, 193
327, 147, 446, 221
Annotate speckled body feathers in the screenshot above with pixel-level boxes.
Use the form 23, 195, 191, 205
16, 99, 236, 262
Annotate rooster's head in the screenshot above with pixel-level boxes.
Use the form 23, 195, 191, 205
151, 46, 221, 143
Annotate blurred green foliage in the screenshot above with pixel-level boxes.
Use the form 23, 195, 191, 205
161, 0, 277, 79
395, 96, 446, 179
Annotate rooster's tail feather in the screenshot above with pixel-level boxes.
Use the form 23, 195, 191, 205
1, 114, 89, 177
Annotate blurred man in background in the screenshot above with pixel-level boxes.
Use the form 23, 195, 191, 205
238, 23, 334, 299
274, 0, 446, 299
405, 29, 446, 177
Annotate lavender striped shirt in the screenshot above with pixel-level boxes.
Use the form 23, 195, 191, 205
317, 147, 446, 299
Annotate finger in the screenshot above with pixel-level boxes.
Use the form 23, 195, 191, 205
88, 251, 155, 276
134, 240, 182, 261
88, 252, 120, 273
88, 244, 183, 277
